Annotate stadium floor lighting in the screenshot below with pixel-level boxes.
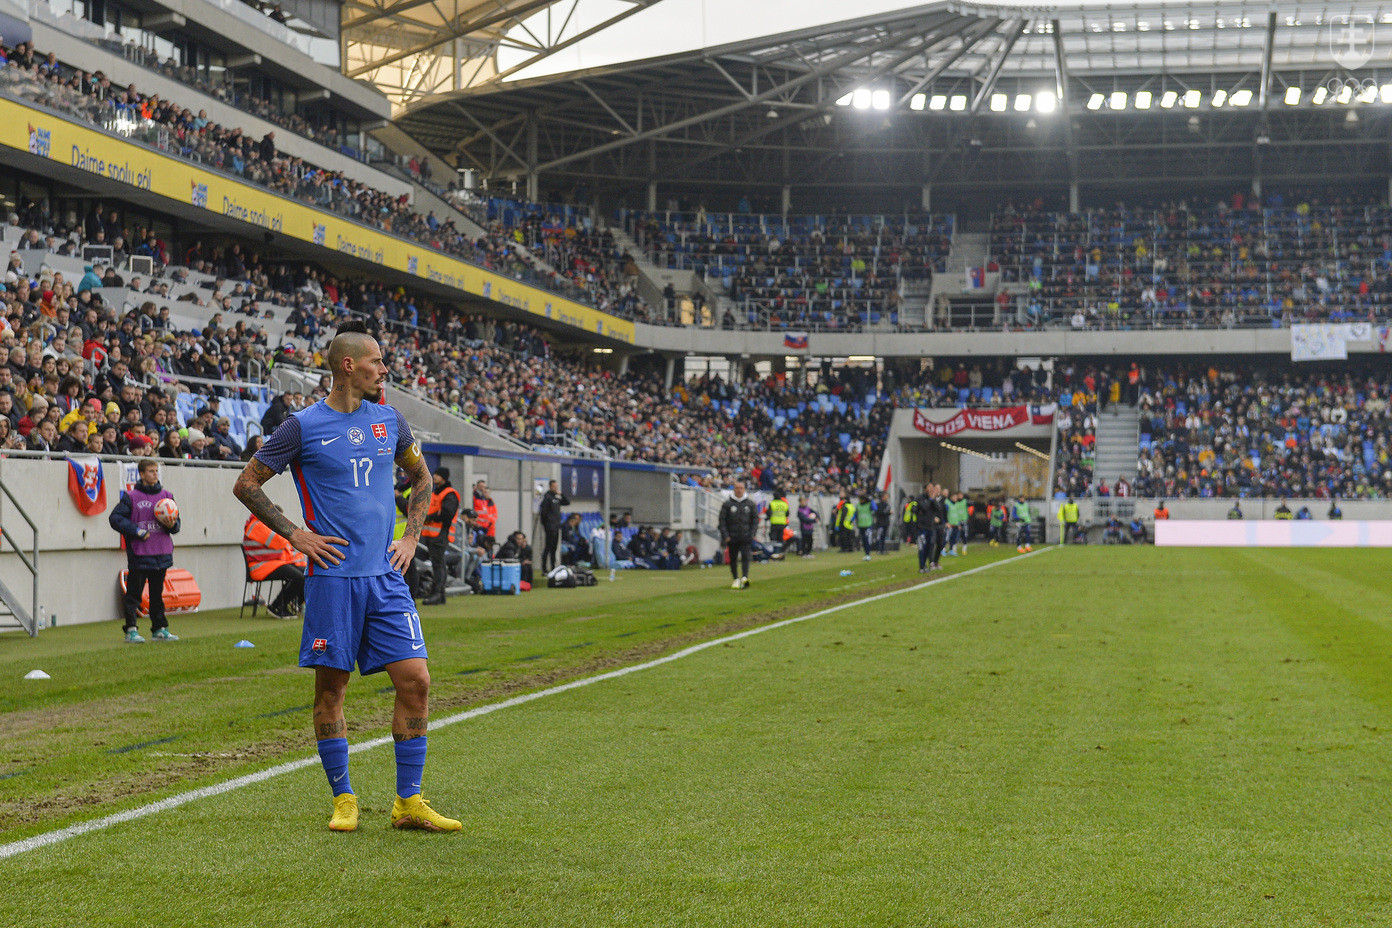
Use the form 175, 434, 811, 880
910, 93, 926, 111
949, 94, 967, 111
1183, 89, 1202, 107
835, 92, 852, 106
1014, 94, 1031, 111
872, 89, 891, 110
1087, 93, 1104, 110
1231, 89, 1252, 106
592, 347, 613, 354
990, 93, 1007, 112
1382, 85, 1392, 104
1110, 91, 1127, 109
1212, 90, 1227, 107
941, 442, 994, 460
1337, 85, 1353, 104
1014, 442, 1050, 461
1161, 90, 1178, 108
1035, 90, 1057, 113
1135, 91, 1152, 109
853, 88, 872, 109
929, 94, 947, 110
1358, 85, 1377, 104
1313, 86, 1328, 104
1285, 86, 1301, 105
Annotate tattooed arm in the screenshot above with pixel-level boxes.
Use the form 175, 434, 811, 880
388, 440, 431, 573
233, 457, 348, 569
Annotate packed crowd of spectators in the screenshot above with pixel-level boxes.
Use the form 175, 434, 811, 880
993, 195, 1392, 329
387, 317, 892, 493
0, 191, 896, 494
1133, 365, 1392, 499
0, 36, 655, 325
1048, 361, 1392, 500
629, 211, 952, 330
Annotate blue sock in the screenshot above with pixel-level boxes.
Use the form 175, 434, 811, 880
395, 736, 427, 799
317, 737, 352, 797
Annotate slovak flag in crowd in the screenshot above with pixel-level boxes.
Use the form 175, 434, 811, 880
784, 332, 809, 351
967, 267, 986, 289
66, 455, 107, 516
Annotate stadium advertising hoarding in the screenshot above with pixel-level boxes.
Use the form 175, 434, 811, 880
1156, 521, 1392, 547
0, 97, 634, 345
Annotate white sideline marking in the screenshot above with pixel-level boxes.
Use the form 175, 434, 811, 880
0, 547, 1053, 860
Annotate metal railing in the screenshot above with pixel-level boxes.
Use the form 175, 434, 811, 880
0, 472, 39, 636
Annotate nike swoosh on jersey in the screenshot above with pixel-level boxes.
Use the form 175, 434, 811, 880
320, 437, 340, 445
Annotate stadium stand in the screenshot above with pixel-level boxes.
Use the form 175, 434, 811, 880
629, 211, 953, 330
0, 36, 653, 323
992, 200, 1392, 329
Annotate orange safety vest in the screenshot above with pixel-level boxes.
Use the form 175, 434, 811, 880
422, 486, 460, 543
243, 515, 307, 581
1153, 507, 1170, 520
472, 492, 497, 537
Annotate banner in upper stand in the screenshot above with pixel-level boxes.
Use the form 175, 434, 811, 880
911, 405, 1056, 438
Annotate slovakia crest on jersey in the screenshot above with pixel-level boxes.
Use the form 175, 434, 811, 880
66, 455, 106, 516
372, 422, 388, 443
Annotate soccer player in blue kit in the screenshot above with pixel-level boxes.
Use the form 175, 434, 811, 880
234, 321, 460, 832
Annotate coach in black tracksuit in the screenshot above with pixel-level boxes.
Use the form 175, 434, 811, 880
538, 479, 570, 573
924, 485, 948, 571
718, 479, 759, 589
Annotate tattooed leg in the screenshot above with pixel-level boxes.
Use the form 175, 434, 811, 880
385, 658, 430, 742
313, 667, 352, 741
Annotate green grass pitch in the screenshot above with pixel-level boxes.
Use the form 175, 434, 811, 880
2, 545, 1391, 926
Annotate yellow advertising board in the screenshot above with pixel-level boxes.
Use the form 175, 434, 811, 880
0, 96, 635, 344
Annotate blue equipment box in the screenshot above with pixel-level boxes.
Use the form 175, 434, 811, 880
480, 560, 521, 595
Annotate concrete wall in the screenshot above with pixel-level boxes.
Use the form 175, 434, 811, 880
629, 321, 1331, 359
0, 457, 298, 628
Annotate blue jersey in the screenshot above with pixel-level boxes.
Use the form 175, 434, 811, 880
255, 399, 415, 578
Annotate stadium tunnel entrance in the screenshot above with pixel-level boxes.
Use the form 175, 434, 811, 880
879, 406, 1053, 540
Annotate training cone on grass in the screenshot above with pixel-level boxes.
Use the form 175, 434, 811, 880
234, 640, 255, 648
23, 669, 50, 680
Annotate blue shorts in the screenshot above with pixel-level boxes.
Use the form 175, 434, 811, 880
299, 573, 426, 675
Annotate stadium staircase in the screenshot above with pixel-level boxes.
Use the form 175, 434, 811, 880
1092, 405, 1141, 488
929, 231, 995, 328
608, 226, 670, 310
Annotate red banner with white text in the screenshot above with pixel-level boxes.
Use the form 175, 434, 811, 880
911, 405, 1055, 438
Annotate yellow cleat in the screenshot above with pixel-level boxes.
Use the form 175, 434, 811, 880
328, 793, 358, 832
391, 794, 461, 832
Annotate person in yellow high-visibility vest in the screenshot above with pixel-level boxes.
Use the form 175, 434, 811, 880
765, 493, 790, 550
1058, 496, 1080, 544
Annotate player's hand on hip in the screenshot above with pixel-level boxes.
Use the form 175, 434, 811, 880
289, 527, 348, 568
388, 536, 416, 573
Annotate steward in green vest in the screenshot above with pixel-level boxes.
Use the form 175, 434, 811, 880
988, 502, 1005, 547
946, 494, 970, 556
767, 496, 789, 527
1014, 497, 1034, 551
855, 493, 874, 559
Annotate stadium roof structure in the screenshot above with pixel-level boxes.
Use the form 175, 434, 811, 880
384, 1, 1392, 210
